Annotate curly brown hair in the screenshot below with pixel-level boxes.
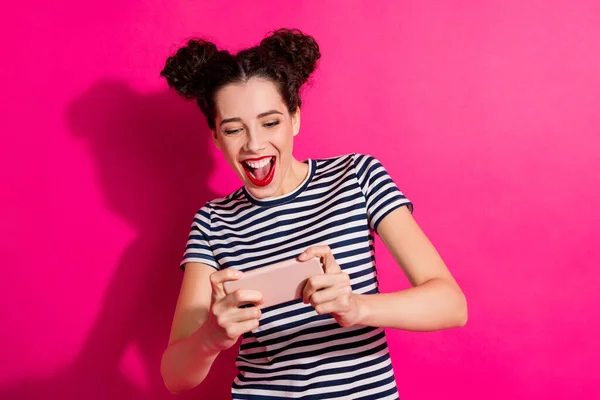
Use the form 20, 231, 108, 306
160, 28, 321, 130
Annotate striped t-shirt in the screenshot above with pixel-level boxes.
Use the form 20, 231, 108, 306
181, 153, 413, 399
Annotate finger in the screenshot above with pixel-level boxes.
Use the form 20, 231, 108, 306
302, 273, 349, 303
323, 254, 341, 274
298, 245, 330, 261
214, 301, 261, 326
314, 293, 352, 316
310, 285, 352, 305
302, 274, 339, 302
230, 319, 261, 337
311, 272, 349, 292
210, 268, 242, 299
299, 246, 341, 274
313, 300, 339, 315
225, 289, 264, 309
231, 305, 262, 323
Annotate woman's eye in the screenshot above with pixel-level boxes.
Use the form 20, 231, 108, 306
224, 128, 241, 135
264, 120, 280, 128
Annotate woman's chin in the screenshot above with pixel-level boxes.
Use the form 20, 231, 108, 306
241, 166, 280, 198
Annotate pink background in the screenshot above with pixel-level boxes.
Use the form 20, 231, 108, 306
2, 1, 599, 399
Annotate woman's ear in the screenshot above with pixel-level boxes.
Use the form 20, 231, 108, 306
212, 130, 221, 150
292, 108, 301, 136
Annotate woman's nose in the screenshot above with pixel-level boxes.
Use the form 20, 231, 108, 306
244, 129, 265, 153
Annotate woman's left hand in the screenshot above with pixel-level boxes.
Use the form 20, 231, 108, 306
298, 245, 362, 327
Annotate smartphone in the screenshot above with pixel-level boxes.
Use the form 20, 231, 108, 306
223, 257, 323, 309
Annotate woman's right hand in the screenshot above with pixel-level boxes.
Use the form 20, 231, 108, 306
203, 268, 263, 351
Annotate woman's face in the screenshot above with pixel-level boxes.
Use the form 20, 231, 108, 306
212, 77, 301, 199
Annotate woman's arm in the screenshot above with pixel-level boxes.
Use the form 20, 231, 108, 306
355, 205, 467, 331
160, 263, 220, 394
301, 206, 467, 331
161, 263, 263, 394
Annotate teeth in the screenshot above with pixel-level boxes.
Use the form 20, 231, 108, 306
245, 157, 272, 169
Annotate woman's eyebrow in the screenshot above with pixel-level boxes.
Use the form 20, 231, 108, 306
257, 110, 283, 119
220, 117, 241, 126
220, 110, 283, 127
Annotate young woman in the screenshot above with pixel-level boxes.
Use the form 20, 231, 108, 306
159, 28, 467, 399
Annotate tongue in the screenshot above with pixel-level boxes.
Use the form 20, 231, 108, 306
253, 163, 271, 181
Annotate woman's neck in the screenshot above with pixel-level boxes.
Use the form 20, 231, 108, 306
277, 158, 309, 197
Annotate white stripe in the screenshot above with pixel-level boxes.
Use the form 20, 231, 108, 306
351, 379, 399, 399
252, 309, 327, 339
210, 206, 366, 254
216, 228, 370, 268
238, 346, 391, 380
246, 327, 383, 363
240, 324, 366, 356
232, 367, 396, 398
235, 332, 388, 372
234, 354, 392, 388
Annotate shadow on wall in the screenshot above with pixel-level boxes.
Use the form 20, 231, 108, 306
0, 79, 237, 399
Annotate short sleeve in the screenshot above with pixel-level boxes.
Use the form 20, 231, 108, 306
353, 153, 413, 232
180, 203, 219, 271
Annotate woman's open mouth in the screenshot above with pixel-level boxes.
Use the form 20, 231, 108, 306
241, 156, 276, 187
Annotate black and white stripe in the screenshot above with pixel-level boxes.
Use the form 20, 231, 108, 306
181, 153, 412, 399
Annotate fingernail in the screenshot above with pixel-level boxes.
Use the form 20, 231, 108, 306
299, 253, 306, 260
234, 270, 242, 277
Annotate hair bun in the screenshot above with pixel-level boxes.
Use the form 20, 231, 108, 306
160, 39, 220, 99
259, 28, 321, 87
